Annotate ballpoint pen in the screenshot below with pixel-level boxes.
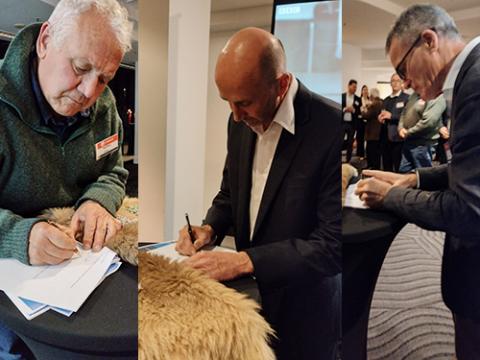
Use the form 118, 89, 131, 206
47, 220, 79, 253
185, 213, 195, 244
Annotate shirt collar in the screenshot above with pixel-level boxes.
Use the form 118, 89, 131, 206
442, 36, 480, 92
271, 75, 297, 136
390, 90, 401, 98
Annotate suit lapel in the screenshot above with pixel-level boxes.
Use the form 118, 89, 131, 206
452, 43, 480, 130
251, 82, 311, 241
236, 125, 256, 249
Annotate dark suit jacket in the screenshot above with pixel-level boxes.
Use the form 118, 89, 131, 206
342, 92, 361, 128
205, 81, 342, 359
384, 43, 480, 320
382, 91, 410, 142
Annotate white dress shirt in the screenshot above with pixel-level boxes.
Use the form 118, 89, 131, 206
343, 93, 354, 121
416, 36, 480, 188
249, 76, 298, 240
442, 36, 480, 127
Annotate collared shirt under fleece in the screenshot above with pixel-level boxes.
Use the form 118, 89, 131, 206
0, 24, 128, 264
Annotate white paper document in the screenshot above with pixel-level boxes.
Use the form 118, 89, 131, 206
344, 183, 368, 209
140, 241, 235, 262
0, 245, 122, 320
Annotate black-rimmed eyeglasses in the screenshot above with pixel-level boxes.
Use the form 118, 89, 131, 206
395, 28, 435, 81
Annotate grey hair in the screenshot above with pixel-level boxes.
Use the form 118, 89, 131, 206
385, 4, 461, 54
48, 0, 133, 54
370, 88, 380, 98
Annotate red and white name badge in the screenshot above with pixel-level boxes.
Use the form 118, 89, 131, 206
95, 133, 119, 160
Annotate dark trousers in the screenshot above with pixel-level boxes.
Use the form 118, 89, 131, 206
366, 140, 381, 169
343, 122, 355, 162
264, 275, 341, 360
454, 314, 480, 360
381, 140, 403, 172
356, 120, 365, 158
436, 137, 448, 164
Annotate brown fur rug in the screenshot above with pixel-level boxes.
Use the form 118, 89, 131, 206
342, 163, 358, 206
139, 252, 276, 360
39, 197, 138, 265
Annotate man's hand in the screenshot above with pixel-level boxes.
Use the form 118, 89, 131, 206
378, 110, 392, 124
344, 106, 354, 113
29, 222, 77, 265
439, 126, 450, 139
398, 128, 408, 139
355, 178, 393, 208
70, 200, 122, 251
175, 224, 214, 256
184, 251, 254, 281
362, 170, 417, 188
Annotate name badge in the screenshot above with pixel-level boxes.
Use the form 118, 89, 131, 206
354, 101, 359, 106
95, 134, 119, 160
396, 102, 405, 109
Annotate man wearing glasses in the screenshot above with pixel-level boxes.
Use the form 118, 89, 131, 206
356, 4, 480, 358
377, 73, 409, 172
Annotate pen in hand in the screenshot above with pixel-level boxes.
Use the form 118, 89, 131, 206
47, 220, 79, 253
185, 213, 195, 244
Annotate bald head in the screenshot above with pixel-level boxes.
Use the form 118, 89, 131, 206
214, 28, 292, 133
216, 27, 286, 86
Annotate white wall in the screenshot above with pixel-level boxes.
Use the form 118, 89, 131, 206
164, 0, 211, 241
138, 0, 169, 243
341, 42, 362, 92
342, 43, 396, 98
203, 31, 232, 213
203, 23, 271, 214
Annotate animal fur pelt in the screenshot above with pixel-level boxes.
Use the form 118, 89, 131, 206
139, 252, 276, 360
38, 197, 138, 265
342, 163, 358, 206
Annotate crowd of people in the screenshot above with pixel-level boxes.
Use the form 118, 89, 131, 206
342, 75, 449, 172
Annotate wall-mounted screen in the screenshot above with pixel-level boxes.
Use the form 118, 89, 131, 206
272, 0, 341, 103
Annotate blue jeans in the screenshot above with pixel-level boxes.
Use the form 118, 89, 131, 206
0, 321, 24, 360
399, 143, 434, 173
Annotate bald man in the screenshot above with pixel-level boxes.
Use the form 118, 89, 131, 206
176, 28, 341, 359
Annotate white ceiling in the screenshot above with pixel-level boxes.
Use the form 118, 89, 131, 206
211, 0, 272, 12
344, 0, 480, 50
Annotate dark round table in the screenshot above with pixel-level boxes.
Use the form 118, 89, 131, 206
224, 276, 260, 303
342, 207, 405, 360
0, 263, 138, 360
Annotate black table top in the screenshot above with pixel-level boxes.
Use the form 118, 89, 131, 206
342, 207, 405, 244
224, 276, 260, 303
0, 263, 138, 353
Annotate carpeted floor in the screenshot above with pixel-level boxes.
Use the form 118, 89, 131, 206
367, 224, 455, 359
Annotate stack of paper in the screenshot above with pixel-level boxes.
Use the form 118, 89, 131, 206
344, 183, 368, 209
140, 241, 235, 261
0, 245, 122, 320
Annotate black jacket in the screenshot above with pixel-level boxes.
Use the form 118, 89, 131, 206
342, 92, 361, 128
205, 81, 342, 359
384, 43, 480, 319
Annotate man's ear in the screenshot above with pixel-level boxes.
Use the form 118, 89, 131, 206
277, 72, 291, 98
36, 22, 51, 60
422, 28, 438, 52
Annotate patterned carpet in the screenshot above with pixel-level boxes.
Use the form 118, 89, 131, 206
367, 224, 456, 359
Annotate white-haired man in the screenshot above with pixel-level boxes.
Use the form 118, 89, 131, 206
0, 0, 133, 357
356, 4, 480, 358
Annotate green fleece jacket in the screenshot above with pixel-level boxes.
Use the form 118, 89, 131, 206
0, 24, 128, 264
398, 92, 446, 145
